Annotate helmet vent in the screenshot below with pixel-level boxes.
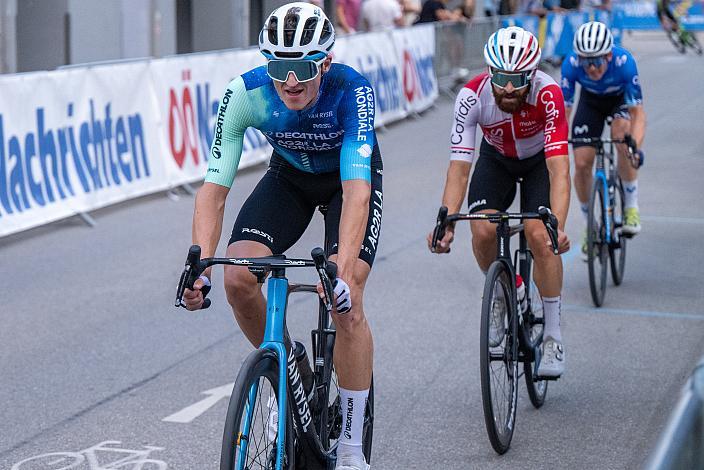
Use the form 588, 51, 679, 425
268, 17, 278, 45
320, 19, 333, 45
283, 8, 301, 48
301, 18, 317, 46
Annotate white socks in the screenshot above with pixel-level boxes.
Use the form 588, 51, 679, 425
337, 387, 369, 458
623, 179, 639, 209
543, 296, 562, 343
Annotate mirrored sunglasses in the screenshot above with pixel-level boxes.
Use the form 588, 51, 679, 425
267, 59, 322, 83
490, 70, 531, 90
579, 56, 606, 69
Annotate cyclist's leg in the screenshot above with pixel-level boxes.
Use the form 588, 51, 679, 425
467, 139, 518, 272
572, 92, 605, 227
324, 150, 382, 465
611, 105, 641, 233
519, 155, 565, 374
224, 155, 316, 347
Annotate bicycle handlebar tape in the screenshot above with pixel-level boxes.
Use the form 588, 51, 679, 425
201, 298, 211, 309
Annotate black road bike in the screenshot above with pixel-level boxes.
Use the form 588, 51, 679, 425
432, 202, 560, 454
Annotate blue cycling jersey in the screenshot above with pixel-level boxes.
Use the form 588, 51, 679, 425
560, 46, 643, 107
205, 63, 376, 187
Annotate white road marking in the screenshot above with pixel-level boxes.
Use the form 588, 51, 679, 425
162, 383, 234, 423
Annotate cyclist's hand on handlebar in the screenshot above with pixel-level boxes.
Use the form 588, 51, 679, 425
427, 225, 455, 254
183, 275, 211, 311
333, 278, 352, 314
549, 229, 571, 255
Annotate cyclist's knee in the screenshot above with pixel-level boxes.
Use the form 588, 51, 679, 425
333, 305, 367, 333
525, 223, 552, 258
471, 219, 495, 246
573, 151, 594, 174
223, 267, 260, 307
611, 118, 630, 137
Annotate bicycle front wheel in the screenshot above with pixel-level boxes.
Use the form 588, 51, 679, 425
609, 180, 627, 286
587, 179, 608, 307
480, 261, 519, 455
683, 31, 703, 55
221, 348, 294, 470
667, 29, 686, 53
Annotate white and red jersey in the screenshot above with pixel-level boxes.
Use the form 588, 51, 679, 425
449, 71, 569, 163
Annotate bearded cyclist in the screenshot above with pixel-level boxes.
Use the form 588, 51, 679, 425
561, 22, 646, 259
181, 3, 381, 469
428, 27, 571, 377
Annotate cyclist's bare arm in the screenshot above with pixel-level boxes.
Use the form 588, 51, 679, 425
628, 104, 646, 148
546, 155, 571, 253
337, 179, 371, 282
428, 160, 471, 252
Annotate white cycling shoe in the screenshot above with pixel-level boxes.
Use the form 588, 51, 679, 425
537, 336, 565, 378
335, 453, 370, 470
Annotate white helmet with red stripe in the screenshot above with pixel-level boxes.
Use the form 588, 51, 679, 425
484, 26, 541, 72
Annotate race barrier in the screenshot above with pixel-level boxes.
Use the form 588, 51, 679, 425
0, 25, 437, 237
612, 0, 704, 31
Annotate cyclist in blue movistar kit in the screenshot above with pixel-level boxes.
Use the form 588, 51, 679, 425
561, 22, 647, 258
182, 4, 379, 469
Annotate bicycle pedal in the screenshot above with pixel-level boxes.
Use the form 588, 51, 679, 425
534, 374, 560, 382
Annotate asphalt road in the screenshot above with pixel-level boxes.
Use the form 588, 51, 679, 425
2, 33, 704, 470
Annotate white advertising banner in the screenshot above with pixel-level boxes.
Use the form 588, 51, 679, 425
149, 48, 271, 187
334, 32, 407, 127
0, 62, 165, 237
391, 25, 439, 114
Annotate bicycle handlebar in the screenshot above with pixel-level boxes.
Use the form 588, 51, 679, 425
174, 245, 338, 312
568, 134, 643, 169
431, 205, 560, 255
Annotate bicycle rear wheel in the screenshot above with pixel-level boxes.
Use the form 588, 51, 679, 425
587, 179, 608, 307
522, 277, 548, 408
221, 348, 294, 470
683, 31, 703, 55
315, 330, 374, 463
480, 261, 519, 455
667, 29, 686, 53
609, 180, 627, 286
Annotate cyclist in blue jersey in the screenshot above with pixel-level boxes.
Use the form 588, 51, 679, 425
561, 22, 646, 258
182, 4, 380, 469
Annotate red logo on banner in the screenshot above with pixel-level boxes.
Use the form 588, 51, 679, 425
403, 50, 417, 103
169, 70, 200, 168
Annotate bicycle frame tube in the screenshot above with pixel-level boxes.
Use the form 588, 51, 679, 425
594, 148, 612, 244
260, 275, 290, 470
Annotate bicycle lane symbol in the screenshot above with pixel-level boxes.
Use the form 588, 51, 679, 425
11, 440, 168, 469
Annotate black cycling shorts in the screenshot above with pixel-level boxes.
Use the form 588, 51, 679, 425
572, 90, 629, 148
229, 147, 383, 267
467, 139, 551, 213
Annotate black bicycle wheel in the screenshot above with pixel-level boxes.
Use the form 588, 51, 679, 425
587, 180, 608, 307
315, 332, 375, 463
684, 31, 703, 55
480, 261, 519, 455
667, 29, 687, 53
609, 180, 627, 286
221, 348, 295, 470
522, 276, 548, 408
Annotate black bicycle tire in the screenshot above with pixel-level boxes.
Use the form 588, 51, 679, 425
667, 29, 686, 53
522, 265, 548, 408
685, 31, 703, 55
588, 180, 608, 307
609, 180, 627, 286
220, 348, 295, 470
480, 261, 518, 455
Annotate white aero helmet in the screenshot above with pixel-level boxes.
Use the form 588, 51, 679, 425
259, 2, 335, 61
573, 21, 613, 57
484, 27, 541, 73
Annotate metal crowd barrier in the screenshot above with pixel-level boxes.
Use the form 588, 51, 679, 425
645, 357, 704, 469
434, 18, 499, 96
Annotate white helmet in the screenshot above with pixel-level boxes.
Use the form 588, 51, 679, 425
573, 21, 613, 57
259, 2, 335, 61
484, 27, 541, 73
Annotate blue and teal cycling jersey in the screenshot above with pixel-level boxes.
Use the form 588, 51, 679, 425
560, 46, 643, 107
205, 63, 376, 187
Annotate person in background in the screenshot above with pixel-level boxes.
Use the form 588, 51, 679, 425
337, 0, 363, 33
484, 0, 499, 16
416, 0, 461, 23
454, 0, 476, 21
400, 0, 422, 25
361, 0, 405, 31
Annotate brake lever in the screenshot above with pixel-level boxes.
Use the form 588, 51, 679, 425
538, 206, 559, 255
431, 206, 449, 253
175, 245, 212, 310
311, 247, 335, 313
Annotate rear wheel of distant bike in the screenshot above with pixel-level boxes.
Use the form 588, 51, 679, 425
587, 180, 608, 307
221, 348, 294, 470
522, 269, 548, 408
667, 29, 686, 53
683, 30, 703, 55
609, 180, 627, 286
480, 261, 518, 455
